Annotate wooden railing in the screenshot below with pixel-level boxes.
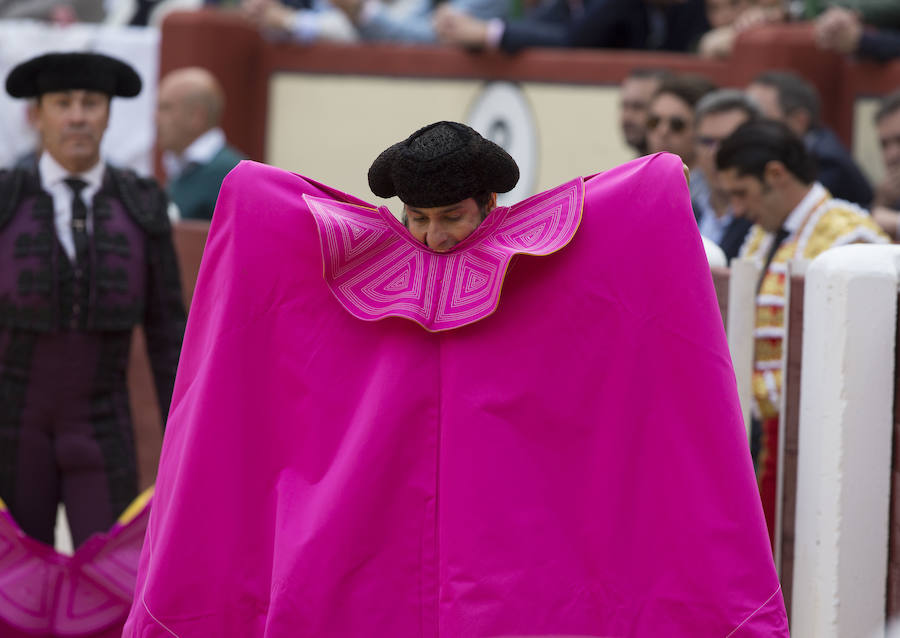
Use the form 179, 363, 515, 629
128, 221, 209, 489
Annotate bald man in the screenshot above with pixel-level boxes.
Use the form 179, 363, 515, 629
156, 67, 244, 221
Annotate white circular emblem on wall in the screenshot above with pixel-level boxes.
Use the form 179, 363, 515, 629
467, 81, 538, 206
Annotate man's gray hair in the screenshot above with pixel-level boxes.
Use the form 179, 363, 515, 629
751, 70, 821, 128
695, 89, 762, 124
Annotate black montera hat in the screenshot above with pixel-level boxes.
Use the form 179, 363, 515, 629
5, 52, 142, 99
368, 121, 520, 208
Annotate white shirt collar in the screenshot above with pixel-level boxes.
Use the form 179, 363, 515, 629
39, 152, 105, 191
783, 182, 827, 234
163, 127, 226, 179
37, 152, 106, 262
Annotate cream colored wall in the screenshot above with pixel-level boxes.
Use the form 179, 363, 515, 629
853, 97, 885, 188
525, 83, 634, 186
266, 73, 634, 213
267, 75, 481, 214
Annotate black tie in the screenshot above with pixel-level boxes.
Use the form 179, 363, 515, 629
64, 177, 89, 265
757, 226, 790, 293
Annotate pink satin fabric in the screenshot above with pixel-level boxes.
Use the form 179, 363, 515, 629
0, 497, 150, 637
124, 153, 788, 637
306, 177, 582, 330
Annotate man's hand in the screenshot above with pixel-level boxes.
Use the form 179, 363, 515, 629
50, 4, 77, 25
329, 0, 365, 21
242, 0, 294, 31
698, 27, 737, 59
814, 6, 863, 54
434, 5, 490, 49
732, 4, 785, 32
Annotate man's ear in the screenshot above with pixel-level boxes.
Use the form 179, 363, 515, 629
763, 160, 787, 185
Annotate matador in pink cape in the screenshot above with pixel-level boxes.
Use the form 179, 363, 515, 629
125, 122, 788, 636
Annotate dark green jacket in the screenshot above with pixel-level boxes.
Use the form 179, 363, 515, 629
805, 0, 900, 28
168, 145, 243, 221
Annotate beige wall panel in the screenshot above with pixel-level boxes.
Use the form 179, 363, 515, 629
267, 74, 634, 213
854, 97, 885, 188
267, 75, 482, 214
524, 84, 634, 190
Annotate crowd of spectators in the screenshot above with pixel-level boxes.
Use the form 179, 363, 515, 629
2, 0, 900, 58
233, 0, 900, 57
619, 64, 900, 254
2, 0, 900, 67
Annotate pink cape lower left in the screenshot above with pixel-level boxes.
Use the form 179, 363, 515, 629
124, 153, 788, 637
0, 490, 151, 638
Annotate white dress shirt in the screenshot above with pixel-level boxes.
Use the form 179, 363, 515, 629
783, 182, 828, 235
39, 152, 105, 262
162, 127, 227, 181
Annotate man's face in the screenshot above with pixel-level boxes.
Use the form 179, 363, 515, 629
156, 78, 198, 154
405, 197, 488, 252
646, 93, 696, 165
717, 166, 787, 232
706, 0, 748, 28
746, 83, 783, 121
878, 108, 900, 175
695, 109, 749, 185
620, 76, 660, 153
35, 90, 109, 172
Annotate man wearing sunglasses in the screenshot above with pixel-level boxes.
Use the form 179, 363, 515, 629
692, 89, 761, 261
645, 73, 716, 220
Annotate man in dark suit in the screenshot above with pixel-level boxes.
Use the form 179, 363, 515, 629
156, 67, 244, 221
746, 70, 874, 208
692, 89, 761, 261
434, 0, 708, 54
0, 52, 186, 548
815, 6, 900, 62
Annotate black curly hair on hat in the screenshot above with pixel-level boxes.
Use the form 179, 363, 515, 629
368, 121, 519, 208
6, 52, 142, 99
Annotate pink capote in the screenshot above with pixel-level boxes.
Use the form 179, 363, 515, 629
0, 492, 151, 638
124, 152, 788, 637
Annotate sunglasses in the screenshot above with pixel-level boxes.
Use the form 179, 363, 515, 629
646, 114, 688, 133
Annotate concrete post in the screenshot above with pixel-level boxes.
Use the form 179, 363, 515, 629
727, 258, 761, 439
791, 245, 900, 638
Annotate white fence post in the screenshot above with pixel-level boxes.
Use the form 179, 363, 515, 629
791, 245, 900, 638
727, 258, 762, 439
